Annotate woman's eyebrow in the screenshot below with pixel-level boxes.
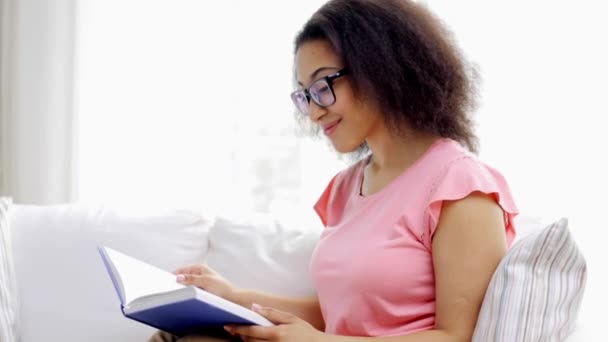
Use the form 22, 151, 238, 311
297, 66, 341, 86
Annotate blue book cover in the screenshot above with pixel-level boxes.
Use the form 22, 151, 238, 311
98, 245, 273, 337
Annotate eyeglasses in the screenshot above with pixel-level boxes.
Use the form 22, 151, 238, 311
290, 68, 349, 116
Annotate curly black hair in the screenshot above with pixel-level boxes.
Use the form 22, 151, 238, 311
294, 0, 479, 154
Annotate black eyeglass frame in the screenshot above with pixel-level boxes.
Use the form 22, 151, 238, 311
290, 68, 350, 115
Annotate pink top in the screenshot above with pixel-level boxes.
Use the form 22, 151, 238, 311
309, 138, 518, 336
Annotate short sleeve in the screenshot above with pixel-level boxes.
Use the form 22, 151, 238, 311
314, 175, 338, 227
423, 156, 519, 249
313, 162, 362, 228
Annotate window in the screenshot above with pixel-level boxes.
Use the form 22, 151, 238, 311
75, 0, 346, 220
75, 0, 606, 227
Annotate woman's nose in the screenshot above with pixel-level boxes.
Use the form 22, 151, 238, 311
308, 101, 328, 123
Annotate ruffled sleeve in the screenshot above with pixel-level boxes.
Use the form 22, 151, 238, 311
423, 156, 519, 250
314, 175, 338, 227
313, 161, 363, 228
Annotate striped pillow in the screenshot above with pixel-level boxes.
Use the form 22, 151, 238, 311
472, 218, 586, 341
0, 197, 19, 342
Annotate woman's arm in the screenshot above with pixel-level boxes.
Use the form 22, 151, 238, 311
230, 290, 325, 331
324, 192, 508, 342
174, 265, 325, 331
428, 192, 508, 341
229, 192, 507, 342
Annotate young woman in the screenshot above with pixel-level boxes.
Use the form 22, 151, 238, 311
151, 0, 517, 341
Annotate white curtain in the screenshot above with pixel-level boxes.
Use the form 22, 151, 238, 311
0, 0, 77, 204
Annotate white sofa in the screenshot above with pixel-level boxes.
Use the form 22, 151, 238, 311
1, 203, 589, 341
3, 203, 320, 342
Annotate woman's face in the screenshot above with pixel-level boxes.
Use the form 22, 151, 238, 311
294, 39, 382, 153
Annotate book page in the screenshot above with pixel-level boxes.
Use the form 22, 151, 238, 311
103, 247, 185, 305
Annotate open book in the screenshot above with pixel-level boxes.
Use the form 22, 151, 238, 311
98, 245, 273, 337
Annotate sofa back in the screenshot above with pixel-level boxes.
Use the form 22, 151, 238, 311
4, 203, 587, 342
7, 204, 320, 342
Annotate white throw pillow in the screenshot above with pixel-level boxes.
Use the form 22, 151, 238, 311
9, 204, 212, 342
0, 197, 19, 342
473, 218, 587, 341
206, 212, 321, 297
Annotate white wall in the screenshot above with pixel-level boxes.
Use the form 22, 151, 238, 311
425, 1, 607, 335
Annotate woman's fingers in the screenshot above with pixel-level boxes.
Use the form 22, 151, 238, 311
225, 325, 274, 340
176, 273, 211, 288
252, 306, 296, 324
173, 264, 214, 276
173, 265, 203, 275
241, 338, 265, 342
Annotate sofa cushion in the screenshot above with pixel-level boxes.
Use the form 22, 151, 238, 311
9, 204, 212, 342
0, 197, 19, 342
473, 218, 587, 341
206, 212, 321, 297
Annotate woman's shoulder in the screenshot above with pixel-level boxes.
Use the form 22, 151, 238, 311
420, 138, 518, 216
430, 139, 510, 190
313, 156, 368, 226
422, 138, 503, 181
412, 138, 519, 248
336, 155, 369, 183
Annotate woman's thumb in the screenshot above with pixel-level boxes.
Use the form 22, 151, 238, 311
176, 273, 204, 286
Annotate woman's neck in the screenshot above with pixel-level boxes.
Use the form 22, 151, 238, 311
365, 125, 440, 173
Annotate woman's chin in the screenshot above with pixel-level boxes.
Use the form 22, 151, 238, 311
331, 140, 362, 154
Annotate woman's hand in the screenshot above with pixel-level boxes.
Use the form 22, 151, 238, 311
225, 304, 325, 342
174, 264, 237, 301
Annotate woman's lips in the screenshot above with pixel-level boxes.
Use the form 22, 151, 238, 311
323, 119, 341, 136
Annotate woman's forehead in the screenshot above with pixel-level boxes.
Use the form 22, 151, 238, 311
295, 40, 342, 83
